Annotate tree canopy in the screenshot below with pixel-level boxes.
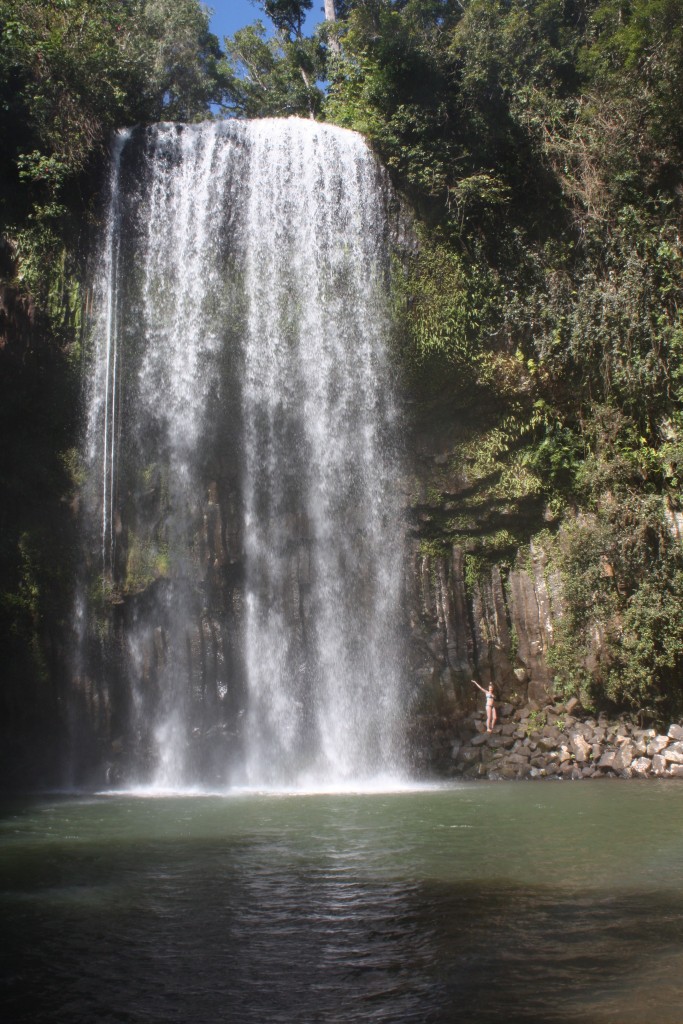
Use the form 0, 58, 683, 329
0, 0, 227, 287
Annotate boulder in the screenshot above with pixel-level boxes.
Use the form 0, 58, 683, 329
668, 724, 683, 742
459, 746, 481, 763
569, 732, 591, 763
598, 750, 617, 770
631, 757, 652, 777
663, 743, 683, 764
647, 735, 670, 757
471, 732, 489, 747
613, 742, 635, 772
507, 751, 531, 765
668, 763, 683, 778
651, 753, 668, 775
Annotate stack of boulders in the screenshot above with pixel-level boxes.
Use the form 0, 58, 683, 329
449, 697, 683, 780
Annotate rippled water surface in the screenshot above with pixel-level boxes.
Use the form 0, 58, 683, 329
2, 781, 683, 1023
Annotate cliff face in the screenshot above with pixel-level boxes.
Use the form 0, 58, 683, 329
1, 294, 633, 791
406, 539, 560, 702
0, 266, 591, 789
399, 394, 570, 772
0, 283, 78, 788
74, 383, 574, 784
3, 171, 656, 790
0, 283, 574, 787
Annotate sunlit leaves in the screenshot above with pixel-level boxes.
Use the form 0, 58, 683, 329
221, 20, 325, 118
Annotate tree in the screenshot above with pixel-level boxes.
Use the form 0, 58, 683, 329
260, 0, 314, 39
323, 0, 341, 53
222, 21, 324, 118
0, 0, 228, 279
222, 1, 326, 118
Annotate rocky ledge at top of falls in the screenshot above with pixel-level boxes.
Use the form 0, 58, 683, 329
431, 697, 683, 781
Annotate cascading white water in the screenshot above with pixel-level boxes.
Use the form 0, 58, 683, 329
82, 118, 406, 790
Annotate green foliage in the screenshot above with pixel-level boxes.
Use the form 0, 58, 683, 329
548, 475, 683, 716
326, 0, 582, 237
418, 537, 450, 560
403, 238, 498, 374
607, 571, 683, 711
125, 534, 170, 594
322, 1, 683, 715
221, 20, 325, 118
1, 0, 227, 286
524, 708, 548, 736
580, 0, 683, 163
262, 0, 314, 39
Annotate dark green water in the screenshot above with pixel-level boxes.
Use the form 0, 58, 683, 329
2, 781, 683, 1023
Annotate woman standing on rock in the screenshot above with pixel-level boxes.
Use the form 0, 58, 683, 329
472, 679, 497, 733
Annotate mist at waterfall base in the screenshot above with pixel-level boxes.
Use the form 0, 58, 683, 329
75, 118, 406, 793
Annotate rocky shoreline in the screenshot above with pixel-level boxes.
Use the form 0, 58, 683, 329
444, 697, 683, 780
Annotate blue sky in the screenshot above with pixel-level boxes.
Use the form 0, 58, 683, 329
207, 1, 323, 42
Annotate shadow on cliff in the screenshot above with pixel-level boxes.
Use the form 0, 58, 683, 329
0, 286, 78, 791
408, 464, 550, 558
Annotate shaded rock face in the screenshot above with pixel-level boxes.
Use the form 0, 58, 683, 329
0, 282, 78, 788
400, 401, 569, 758
405, 537, 560, 712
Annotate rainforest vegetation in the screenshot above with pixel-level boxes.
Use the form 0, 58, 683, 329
2, 0, 683, 759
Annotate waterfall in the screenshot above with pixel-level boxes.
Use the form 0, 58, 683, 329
80, 118, 406, 790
